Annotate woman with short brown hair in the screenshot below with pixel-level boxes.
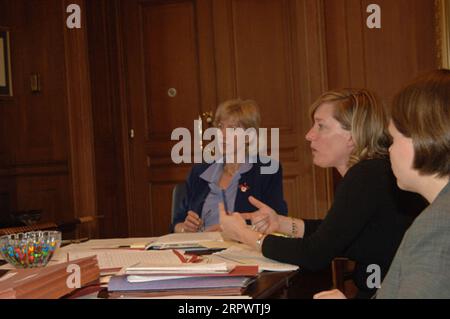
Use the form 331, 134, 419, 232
377, 69, 450, 298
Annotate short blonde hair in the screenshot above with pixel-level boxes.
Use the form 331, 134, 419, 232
391, 69, 450, 178
214, 99, 261, 130
310, 89, 391, 167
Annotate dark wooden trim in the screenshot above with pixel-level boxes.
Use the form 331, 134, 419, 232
85, 0, 131, 238
116, 0, 136, 237
62, 0, 98, 238
0, 162, 69, 177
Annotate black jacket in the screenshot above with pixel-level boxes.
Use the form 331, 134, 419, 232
171, 159, 288, 231
262, 158, 427, 298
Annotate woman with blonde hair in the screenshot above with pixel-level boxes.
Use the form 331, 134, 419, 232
172, 99, 287, 233
220, 89, 426, 298
315, 69, 450, 299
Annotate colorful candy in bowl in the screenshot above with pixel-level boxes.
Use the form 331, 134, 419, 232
0, 231, 61, 268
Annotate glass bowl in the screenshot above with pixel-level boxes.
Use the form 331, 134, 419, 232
0, 231, 61, 268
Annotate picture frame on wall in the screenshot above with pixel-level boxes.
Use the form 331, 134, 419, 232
438, 0, 450, 68
0, 27, 13, 97
444, 0, 450, 68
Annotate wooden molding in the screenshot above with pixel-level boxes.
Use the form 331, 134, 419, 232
85, 0, 131, 238
115, 0, 137, 236
0, 162, 68, 177
436, 0, 450, 68
62, 0, 98, 237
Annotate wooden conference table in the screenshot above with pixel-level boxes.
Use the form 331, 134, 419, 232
0, 239, 334, 299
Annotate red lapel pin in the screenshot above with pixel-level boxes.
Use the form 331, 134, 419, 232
240, 182, 250, 192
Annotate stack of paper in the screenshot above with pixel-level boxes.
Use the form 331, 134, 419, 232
212, 244, 300, 272
107, 250, 259, 298
124, 261, 231, 275
108, 275, 254, 296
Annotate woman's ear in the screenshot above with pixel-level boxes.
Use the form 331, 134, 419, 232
347, 134, 355, 148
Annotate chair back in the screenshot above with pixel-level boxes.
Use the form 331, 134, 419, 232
171, 183, 187, 226
331, 257, 358, 298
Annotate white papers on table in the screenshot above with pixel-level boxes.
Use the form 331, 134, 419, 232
64, 237, 156, 250
201, 240, 235, 250
146, 232, 224, 250
212, 244, 299, 272
66, 249, 183, 270
124, 260, 230, 275
127, 275, 190, 283
66, 249, 231, 274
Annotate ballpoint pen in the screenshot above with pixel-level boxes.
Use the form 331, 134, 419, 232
199, 209, 212, 232
221, 189, 231, 215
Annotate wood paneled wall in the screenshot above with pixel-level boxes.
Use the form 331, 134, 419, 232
324, 0, 439, 187
0, 0, 97, 238
0, 1, 73, 226
325, 0, 439, 100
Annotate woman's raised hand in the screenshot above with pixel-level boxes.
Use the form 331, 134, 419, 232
241, 196, 280, 235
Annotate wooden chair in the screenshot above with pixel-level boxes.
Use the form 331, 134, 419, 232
331, 257, 358, 298
171, 183, 187, 229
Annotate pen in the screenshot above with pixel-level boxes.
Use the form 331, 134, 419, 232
199, 209, 212, 232
222, 189, 230, 215
172, 249, 188, 263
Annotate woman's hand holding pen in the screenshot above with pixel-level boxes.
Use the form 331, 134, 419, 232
241, 196, 280, 234
180, 211, 202, 232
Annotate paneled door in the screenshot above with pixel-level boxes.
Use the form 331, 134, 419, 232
120, 0, 217, 236
120, 0, 333, 236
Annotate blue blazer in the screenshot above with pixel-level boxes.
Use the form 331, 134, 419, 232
171, 159, 288, 231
